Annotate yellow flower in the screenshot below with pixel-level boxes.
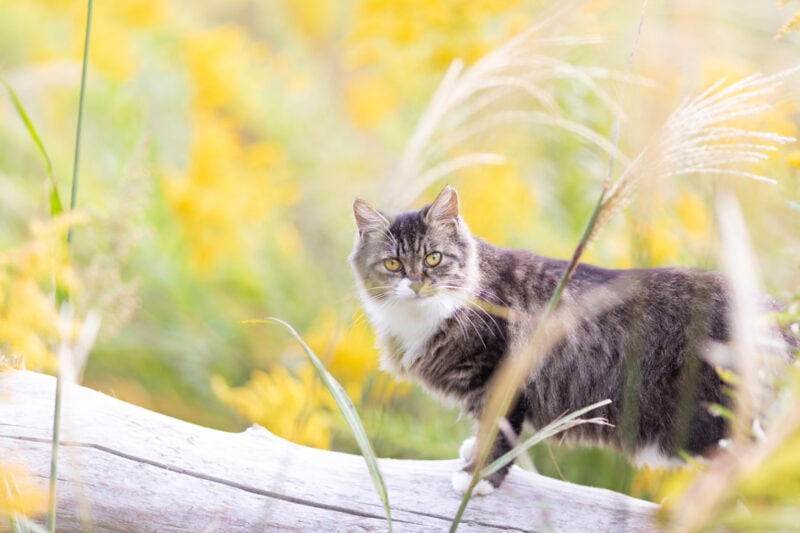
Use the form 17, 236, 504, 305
456, 162, 537, 245
85, 11, 139, 82
630, 190, 709, 267
212, 366, 334, 449
787, 150, 800, 169
301, 311, 412, 404
639, 214, 682, 266
183, 26, 268, 113
0, 462, 47, 519
303, 311, 379, 402
676, 189, 711, 248
631, 465, 698, 504
109, 0, 165, 29
163, 111, 297, 272
0, 214, 86, 371
346, 0, 529, 101
345, 74, 398, 129
285, 0, 336, 40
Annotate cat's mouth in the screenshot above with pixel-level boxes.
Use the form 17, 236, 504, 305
392, 283, 462, 301
393, 289, 432, 300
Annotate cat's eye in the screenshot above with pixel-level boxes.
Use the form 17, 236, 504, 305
383, 258, 402, 272
424, 252, 442, 267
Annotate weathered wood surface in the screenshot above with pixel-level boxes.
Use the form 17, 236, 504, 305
0, 371, 658, 531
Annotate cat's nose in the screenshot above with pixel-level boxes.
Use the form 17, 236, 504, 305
409, 280, 424, 294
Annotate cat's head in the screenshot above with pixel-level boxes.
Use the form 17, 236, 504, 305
349, 186, 477, 304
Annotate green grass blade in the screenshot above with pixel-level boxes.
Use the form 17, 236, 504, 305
448, 399, 612, 532
480, 399, 611, 478
49, 2, 94, 530
66, 0, 94, 245
1, 79, 63, 216
245, 317, 393, 531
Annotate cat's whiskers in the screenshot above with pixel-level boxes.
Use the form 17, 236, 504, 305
364, 285, 396, 296
458, 309, 488, 349
468, 307, 502, 339
450, 310, 470, 342
431, 283, 507, 336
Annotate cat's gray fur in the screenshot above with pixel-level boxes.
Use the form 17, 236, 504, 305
350, 185, 798, 492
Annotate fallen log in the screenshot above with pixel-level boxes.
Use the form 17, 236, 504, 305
0, 371, 658, 531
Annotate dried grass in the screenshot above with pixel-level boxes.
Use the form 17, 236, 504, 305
386, 5, 646, 210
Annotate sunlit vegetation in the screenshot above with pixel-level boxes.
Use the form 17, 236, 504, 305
1, 0, 799, 529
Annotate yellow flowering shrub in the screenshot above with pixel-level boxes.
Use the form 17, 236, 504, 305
213, 311, 409, 449
344, 0, 531, 128
348, 0, 528, 71
0, 215, 84, 371
345, 74, 399, 129
1, 0, 798, 510
0, 462, 47, 520
183, 26, 268, 114
788, 150, 800, 169
457, 162, 537, 246
630, 465, 699, 503
285, 0, 336, 40
212, 365, 335, 449
303, 310, 410, 403
303, 311, 379, 402
631, 189, 713, 266
163, 110, 296, 271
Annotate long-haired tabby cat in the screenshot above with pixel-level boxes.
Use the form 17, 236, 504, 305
349, 185, 798, 495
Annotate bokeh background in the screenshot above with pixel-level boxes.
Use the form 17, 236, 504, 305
1, 0, 799, 504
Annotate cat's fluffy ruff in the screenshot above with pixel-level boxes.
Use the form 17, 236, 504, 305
350, 186, 796, 494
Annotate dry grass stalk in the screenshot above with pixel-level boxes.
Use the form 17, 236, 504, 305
462, 67, 799, 524
466, 279, 637, 487
662, 194, 798, 532
716, 194, 790, 441
588, 68, 799, 243
386, 6, 644, 210
775, 10, 800, 39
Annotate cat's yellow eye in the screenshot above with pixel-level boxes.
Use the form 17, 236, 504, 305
383, 258, 402, 272
424, 252, 442, 267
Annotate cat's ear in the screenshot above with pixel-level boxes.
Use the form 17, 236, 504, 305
353, 198, 390, 238
426, 185, 460, 225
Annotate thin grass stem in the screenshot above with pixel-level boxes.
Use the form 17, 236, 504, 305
66, 0, 94, 246
448, 189, 609, 532
48, 2, 93, 531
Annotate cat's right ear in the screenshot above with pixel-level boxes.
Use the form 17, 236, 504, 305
353, 198, 390, 238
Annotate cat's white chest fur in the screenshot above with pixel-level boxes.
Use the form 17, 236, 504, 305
361, 291, 464, 370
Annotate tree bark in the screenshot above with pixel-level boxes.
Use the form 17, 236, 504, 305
0, 371, 657, 532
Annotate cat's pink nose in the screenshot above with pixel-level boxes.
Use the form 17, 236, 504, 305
409, 281, 424, 294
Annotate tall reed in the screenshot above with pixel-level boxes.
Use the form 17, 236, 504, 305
48, 1, 94, 531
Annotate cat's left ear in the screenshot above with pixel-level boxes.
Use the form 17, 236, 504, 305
426, 185, 460, 226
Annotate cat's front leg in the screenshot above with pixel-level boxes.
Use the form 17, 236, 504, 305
451, 401, 526, 496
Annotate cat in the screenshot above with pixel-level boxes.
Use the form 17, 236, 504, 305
349, 185, 798, 495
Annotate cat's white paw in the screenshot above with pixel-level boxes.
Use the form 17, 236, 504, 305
458, 436, 477, 463
451, 470, 495, 496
